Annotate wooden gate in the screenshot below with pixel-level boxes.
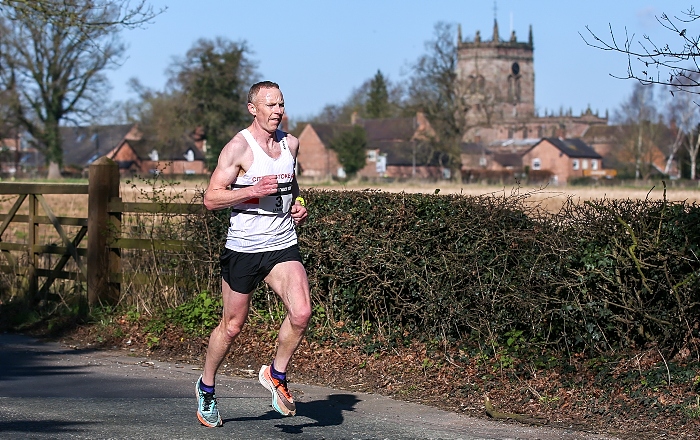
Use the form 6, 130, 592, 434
0, 157, 205, 307
0, 182, 88, 301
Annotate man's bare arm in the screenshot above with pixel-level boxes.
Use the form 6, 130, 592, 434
203, 137, 278, 211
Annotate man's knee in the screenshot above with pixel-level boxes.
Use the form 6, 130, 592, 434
221, 318, 245, 340
289, 304, 312, 329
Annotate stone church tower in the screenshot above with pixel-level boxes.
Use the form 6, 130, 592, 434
457, 19, 607, 146
457, 19, 535, 124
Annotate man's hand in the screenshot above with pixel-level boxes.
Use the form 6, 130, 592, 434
251, 175, 279, 197
290, 202, 308, 226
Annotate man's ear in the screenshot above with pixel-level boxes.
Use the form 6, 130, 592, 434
247, 102, 256, 116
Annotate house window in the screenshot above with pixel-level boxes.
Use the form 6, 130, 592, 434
149, 149, 159, 161
185, 169, 195, 175
532, 158, 541, 170
572, 159, 579, 170
582, 159, 589, 170
591, 159, 599, 170
375, 154, 387, 174
367, 150, 377, 162
184, 150, 195, 162
479, 156, 487, 167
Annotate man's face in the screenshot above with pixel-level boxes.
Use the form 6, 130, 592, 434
249, 87, 285, 132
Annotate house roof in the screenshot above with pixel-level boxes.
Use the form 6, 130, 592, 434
487, 138, 540, 155
372, 140, 443, 167
581, 124, 618, 139
361, 117, 418, 141
460, 142, 489, 155
61, 124, 134, 167
308, 123, 354, 145
537, 137, 602, 159
493, 153, 523, 168
124, 136, 206, 161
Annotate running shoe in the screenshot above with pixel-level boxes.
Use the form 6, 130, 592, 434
258, 365, 296, 416
195, 375, 223, 427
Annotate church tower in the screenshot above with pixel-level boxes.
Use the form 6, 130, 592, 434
457, 19, 535, 125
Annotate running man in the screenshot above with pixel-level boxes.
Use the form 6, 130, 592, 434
196, 81, 310, 427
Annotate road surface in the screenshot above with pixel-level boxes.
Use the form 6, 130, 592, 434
0, 333, 618, 439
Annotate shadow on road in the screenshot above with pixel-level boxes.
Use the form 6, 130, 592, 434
0, 334, 99, 382
227, 393, 360, 434
0, 420, 94, 436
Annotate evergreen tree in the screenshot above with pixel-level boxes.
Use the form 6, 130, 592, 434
329, 125, 367, 178
365, 70, 391, 118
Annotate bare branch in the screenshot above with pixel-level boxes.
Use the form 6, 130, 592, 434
582, 7, 700, 95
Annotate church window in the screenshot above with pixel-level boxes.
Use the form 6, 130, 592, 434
532, 158, 541, 170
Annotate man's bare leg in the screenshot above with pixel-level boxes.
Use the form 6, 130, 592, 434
264, 260, 311, 372
202, 279, 252, 386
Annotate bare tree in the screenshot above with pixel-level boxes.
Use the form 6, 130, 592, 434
406, 22, 470, 180
613, 83, 665, 180
663, 75, 700, 175
686, 124, 700, 179
406, 22, 499, 181
581, 6, 700, 96
0, 1, 158, 178
0, 0, 161, 31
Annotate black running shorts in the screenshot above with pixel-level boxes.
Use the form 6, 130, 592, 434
219, 244, 302, 294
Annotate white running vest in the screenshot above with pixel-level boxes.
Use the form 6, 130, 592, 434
225, 129, 297, 253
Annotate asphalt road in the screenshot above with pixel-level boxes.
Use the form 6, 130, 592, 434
0, 334, 619, 440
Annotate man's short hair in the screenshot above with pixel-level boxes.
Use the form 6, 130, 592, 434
248, 81, 280, 104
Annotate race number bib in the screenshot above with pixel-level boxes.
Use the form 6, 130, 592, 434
258, 192, 292, 214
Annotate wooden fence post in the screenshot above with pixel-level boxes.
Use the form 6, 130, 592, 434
88, 157, 121, 306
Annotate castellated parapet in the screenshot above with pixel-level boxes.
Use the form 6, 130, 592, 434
457, 19, 535, 124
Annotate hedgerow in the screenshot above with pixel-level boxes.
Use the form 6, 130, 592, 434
195, 187, 699, 359
144, 186, 700, 359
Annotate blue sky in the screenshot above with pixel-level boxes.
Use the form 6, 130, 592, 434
106, 1, 695, 123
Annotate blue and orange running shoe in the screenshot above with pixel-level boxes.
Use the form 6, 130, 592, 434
195, 375, 222, 427
258, 365, 296, 416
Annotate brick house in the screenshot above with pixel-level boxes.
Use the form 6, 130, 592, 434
106, 131, 207, 176
61, 124, 140, 176
295, 123, 347, 179
295, 112, 439, 180
522, 138, 610, 184
0, 128, 39, 176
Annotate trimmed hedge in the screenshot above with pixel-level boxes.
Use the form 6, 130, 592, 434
196, 188, 700, 357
